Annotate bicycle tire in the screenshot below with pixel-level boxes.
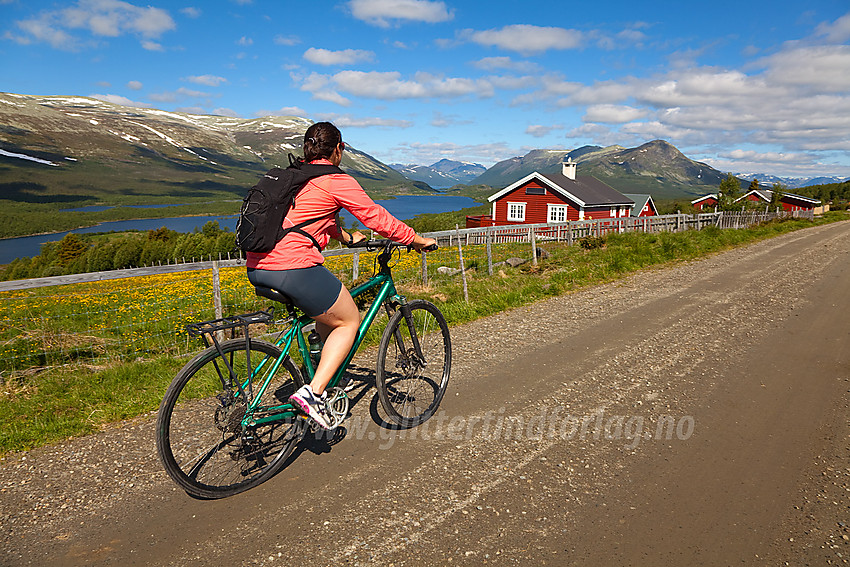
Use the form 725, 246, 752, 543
156, 338, 305, 498
376, 300, 451, 427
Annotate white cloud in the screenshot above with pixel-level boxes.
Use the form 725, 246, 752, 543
303, 48, 375, 66
141, 40, 163, 51
237, 36, 253, 46
762, 45, 850, 93
186, 74, 228, 87
815, 11, 850, 43
526, 124, 564, 138
314, 91, 352, 106
180, 7, 201, 18
299, 70, 499, 102
126, 80, 143, 90
583, 104, 649, 124
274, 34, 300, 46
174, 106, 206, 115
722, 149, 813, 162
617, 29, 646, 43
149, 87, 210, 103
705, 148, 850, 177
11, 0, 176, 51
90, 93, 152, 107
317, 114, 413, 129
468, 25, 583, 55
348, 0, 453, 28
430, 111, 473, 128
472, 56, 540, 73
212, 107, 240, 117
255, 106, 309, 118
297, 72, 351, 106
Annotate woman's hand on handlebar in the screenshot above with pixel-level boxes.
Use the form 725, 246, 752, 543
411, 235, 438, 253
344, 230, 368, 247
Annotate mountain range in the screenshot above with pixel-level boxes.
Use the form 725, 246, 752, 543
390, 159, 486, 188
733, 173, 847, 190
0, 92, 427, 208
471, 141, 730, 200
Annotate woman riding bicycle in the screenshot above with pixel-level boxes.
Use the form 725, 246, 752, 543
246, 122, 437, 429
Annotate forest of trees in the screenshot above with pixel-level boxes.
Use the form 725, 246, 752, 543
1, 221, 238, 281
791, 179, 850, 205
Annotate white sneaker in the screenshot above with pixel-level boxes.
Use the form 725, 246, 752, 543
289, 385, 331, 429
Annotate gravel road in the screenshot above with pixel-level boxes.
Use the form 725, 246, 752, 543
2, 220, 849, 566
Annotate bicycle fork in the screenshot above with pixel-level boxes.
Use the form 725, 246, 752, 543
394, 302, 427, 369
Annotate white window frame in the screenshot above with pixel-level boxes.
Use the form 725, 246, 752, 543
548, 204, 567, 223
506, 201, 526, 222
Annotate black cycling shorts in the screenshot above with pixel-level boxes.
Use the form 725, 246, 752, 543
247, 265, 343, 317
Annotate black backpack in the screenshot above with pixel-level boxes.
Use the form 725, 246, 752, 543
236, 154, 343, 253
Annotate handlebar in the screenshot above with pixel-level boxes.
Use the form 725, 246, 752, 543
347, 239, 438, 253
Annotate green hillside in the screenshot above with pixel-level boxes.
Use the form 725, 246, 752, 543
0, 93, 428, 238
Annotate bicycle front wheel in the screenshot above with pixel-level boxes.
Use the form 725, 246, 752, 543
376, 300, 451, 427
156, 338, 305, 499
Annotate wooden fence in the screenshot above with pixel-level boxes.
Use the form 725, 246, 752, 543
429, 210, 812, 248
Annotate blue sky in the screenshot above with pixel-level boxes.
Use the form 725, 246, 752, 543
2, 0, 850, 177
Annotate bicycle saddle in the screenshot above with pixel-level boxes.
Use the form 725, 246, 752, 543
253, 286, 293, 306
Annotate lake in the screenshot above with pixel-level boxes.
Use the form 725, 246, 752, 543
0, 195, 481, 264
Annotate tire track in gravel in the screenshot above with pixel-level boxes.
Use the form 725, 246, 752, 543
2, 220, 849, 567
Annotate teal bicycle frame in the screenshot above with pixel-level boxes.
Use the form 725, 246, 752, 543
239, 249, 410, 428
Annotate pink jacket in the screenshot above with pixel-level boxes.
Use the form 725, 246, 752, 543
246, 159, 416, 270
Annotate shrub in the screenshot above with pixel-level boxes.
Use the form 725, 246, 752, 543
578, 235, 606, 249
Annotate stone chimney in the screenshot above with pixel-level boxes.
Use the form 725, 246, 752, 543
562, 156, 577, 180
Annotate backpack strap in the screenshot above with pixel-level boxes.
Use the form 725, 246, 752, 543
277, 157, 346, 252
281, 215, 329, 251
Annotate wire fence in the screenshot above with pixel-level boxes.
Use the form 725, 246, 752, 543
0, 210, 812, 377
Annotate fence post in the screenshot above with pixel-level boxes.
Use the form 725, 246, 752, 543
455, 225, 469, 304
530, 227, 538, 266
352, 251, 359, 280
212, 261, 224, 342
486, 226, 493, 276
420, 250, 428, 286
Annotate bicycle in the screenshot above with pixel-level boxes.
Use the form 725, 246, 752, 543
155, 240, 451, 499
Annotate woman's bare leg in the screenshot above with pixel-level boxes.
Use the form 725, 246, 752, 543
309, 286, 359, 395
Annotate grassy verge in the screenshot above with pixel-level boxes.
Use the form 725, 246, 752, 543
0, 212, 845, 454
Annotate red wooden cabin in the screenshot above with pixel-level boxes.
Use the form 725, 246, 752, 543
691, 194, 718, 211
737, 189, 821, 212
467, 158, 636, 227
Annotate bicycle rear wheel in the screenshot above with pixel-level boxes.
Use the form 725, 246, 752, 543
156, 338, 305, 498
376, 299, 451, 427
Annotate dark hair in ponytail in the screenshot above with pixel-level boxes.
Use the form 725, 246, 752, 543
303, 121, 342, 162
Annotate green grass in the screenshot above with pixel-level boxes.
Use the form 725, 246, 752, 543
0, 212, 845, 453
0, 357, 184, 452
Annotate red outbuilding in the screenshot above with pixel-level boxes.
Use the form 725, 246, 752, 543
466, 158, 637, 227
736, 189, 821, 212
690, 190, 821, 212
623, 193, 658, 217
691, 194, 718, 211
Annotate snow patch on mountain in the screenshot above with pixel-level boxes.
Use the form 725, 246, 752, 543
0, 149, 60, 166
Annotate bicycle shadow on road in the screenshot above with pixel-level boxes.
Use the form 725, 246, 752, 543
297, 362, 407, 457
